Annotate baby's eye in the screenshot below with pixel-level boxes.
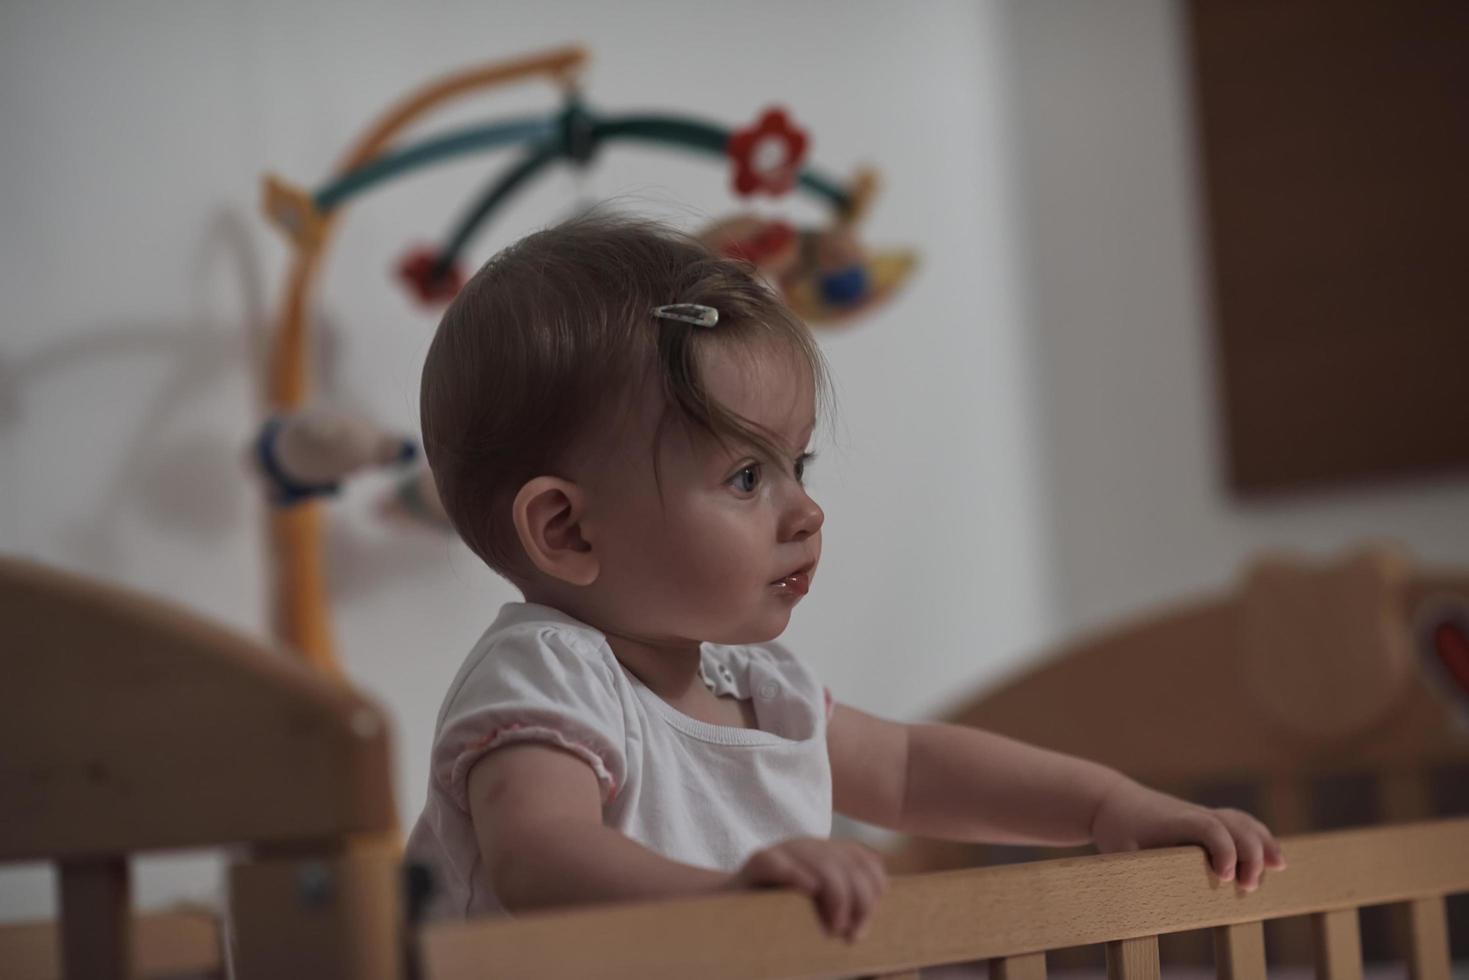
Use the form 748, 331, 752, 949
729, 464, 761, 494
795, 451, 816, 484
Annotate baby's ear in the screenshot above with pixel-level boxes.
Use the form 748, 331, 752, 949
512, 476, 599, 587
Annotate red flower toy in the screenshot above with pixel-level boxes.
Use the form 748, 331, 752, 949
721, 220, 798, 265
397, 246, 465, 305
726, 108, 809, 197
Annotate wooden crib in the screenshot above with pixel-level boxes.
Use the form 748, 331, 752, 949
0, 556, 403, 979
2, 548, 1467, 978
890, 546, 1469, 971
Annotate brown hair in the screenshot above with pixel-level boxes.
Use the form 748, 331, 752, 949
420, 212, 828, 579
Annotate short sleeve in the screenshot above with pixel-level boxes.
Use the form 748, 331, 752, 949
433, 625, 627, 811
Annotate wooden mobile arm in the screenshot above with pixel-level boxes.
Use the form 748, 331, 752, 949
261, 47, 587, 677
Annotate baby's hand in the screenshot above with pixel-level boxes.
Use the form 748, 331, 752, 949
728, 837, 888, 941
1091, 780, 1287, 892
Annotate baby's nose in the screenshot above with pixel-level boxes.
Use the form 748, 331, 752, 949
784, 492, 824, 541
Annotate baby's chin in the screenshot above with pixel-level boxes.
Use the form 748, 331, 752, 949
703, 607, 796, 647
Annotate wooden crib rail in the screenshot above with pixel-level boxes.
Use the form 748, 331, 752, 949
0, 556, 397, 860
0, 555, 401, 979
421, 817, 1469, 980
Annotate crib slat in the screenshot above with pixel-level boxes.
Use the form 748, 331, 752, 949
1379, 771, 1435, 966
1404, 896, 1450, 980
1377, 770, 1432, 823
230, 839, 402, 980
1312, 908, 1363, 980
1263, 776, 1316, 965
990, 950, 1047, 980
59, 857, 133, 980
1213, 921, 1266, 980
1374, 775, 1433, 963
1106, 936, 1160, 980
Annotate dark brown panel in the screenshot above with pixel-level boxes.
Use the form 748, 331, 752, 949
1187, 0, 1469, 494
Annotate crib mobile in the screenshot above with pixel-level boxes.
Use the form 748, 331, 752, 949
251, 45, 916, 675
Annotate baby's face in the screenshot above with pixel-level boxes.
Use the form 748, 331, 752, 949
581, 342, 823, 647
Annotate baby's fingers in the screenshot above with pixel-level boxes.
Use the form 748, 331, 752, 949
1254, 818, 1287, 870
746, 849, 820, 895
1193, 813, 1238, 882
811, 863, 854, 939
849, 851, 888, 941
1215, 809, 1288, 891
1222, 813, 1265, 891
815, 850, 887, 942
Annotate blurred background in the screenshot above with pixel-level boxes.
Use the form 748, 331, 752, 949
3, 0, 1466, 927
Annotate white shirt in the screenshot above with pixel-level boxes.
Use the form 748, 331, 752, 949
406, 602, 833, 919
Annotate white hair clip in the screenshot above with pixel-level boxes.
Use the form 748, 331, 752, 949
651, 303, 719, 328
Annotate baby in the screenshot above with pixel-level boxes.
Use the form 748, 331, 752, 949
406, 214, 1285, 938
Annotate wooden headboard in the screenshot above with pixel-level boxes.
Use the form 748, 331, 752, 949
893, 545, 1469, 965
0, 555, 403, 978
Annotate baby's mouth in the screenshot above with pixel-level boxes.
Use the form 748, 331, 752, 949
770, 563, 815, 597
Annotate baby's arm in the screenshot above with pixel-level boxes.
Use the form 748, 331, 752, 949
828, 704, 1285, 890
469, 743, 886, 938
468, 743, 728, 908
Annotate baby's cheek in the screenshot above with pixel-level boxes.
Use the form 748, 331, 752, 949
673, 512, 763, 586
675, 537, 746, 593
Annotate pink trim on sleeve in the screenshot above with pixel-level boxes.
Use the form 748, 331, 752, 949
448, 722, 619, 812
823, 687, 835, 721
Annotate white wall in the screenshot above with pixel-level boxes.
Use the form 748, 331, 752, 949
0, 0, 1050, 920
1005, 0, 1469, 638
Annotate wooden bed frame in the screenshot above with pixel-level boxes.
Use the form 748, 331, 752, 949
2, 546, 1466, 978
